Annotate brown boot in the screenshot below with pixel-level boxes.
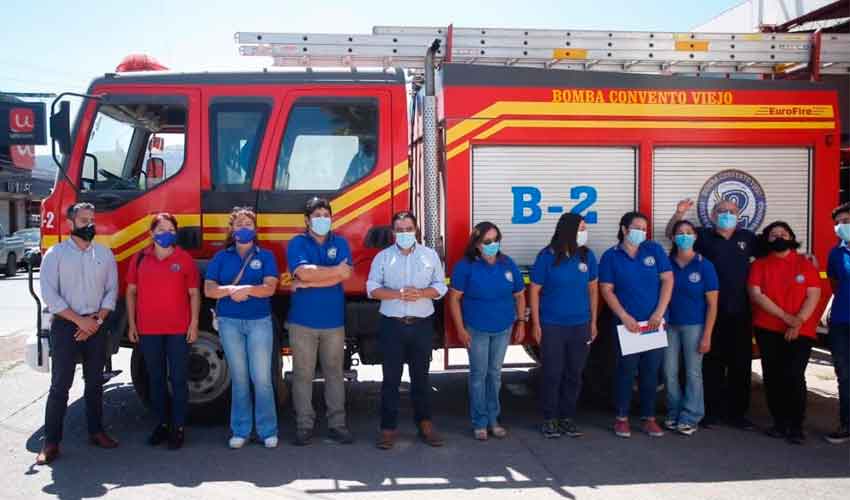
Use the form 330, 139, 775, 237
376, 429, 398, 450
36, 443, 59, 465
418, 420, 444, 447
89, 432, 119, 449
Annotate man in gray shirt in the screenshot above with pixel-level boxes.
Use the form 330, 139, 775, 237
37, 202, 119, 465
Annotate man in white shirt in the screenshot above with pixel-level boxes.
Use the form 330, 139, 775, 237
366, 211, 447, 450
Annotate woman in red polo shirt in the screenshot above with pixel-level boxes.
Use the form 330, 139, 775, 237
127, 213, 200, 450
747, 221, 821, 445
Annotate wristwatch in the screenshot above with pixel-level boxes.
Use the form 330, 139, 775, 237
96, 317, 104, 326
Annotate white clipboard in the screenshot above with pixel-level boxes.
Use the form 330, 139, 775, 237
617, 321, 668, 356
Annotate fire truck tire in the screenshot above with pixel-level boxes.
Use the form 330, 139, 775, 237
130, 330, 232, 423
4, 253, 17, 277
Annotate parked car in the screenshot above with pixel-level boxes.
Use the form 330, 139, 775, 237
14, 228, 41, 270
0, 224, 26, 277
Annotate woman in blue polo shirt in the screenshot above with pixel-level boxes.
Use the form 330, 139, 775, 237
599, 211, 674, 439
664, 220, 719, 436
529, 213, 598, 439
448, 221, 526, 441
204, 207, 280, 449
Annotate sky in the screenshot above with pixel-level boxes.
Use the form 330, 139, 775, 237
1, 0, 744, 95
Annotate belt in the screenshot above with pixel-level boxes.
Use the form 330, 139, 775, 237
391, 316, 429, 325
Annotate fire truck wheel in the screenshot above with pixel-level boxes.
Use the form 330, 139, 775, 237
130, 330, 232, 423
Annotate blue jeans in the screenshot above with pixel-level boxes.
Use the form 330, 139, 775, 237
615, 325, 665, 419
829, 324, 849, 427
664, 324, 705, 426
219, 316, 278, 440
467, 327, 511, 429
139, 334, 189, 427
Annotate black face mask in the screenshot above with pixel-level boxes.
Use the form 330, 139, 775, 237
768, 238, 796, 252
71, 223, 96, 242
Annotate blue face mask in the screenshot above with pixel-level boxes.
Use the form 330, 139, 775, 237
675, 233, 696, 251
395, 231, 416, 249
626, 228, 646, 246
481, 241, 500, 257
835, 223, 850, 243
153, 231, 177, 248
717, 212, 738, 230
233, 227, 256, 244
310, 216, 332, 236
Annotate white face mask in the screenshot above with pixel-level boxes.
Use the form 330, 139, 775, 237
576, 230, 589, 247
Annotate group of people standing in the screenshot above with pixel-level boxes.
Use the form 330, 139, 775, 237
35, 195, 850, 465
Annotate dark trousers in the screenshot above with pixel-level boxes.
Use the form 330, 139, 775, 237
829, 325, 850, 427
139, 334, 189, 428
541, 323, 591, 420
379, 316, 433, 430
755, 328, 813, 432
44, 317, 107, 445
703, 311, 753, 420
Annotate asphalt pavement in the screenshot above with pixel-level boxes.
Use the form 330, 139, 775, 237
0, 273, 847, 500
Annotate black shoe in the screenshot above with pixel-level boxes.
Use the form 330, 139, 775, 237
541, 419, 561, 439
148, 425, 169, 446
786, 428, 806, 445
558, 418, 583, 438
825, 425, 850, 444
729, 417, 756, 431
328, 427, 354, 444
168, 427, 184, 450
294, 428, 314, 446
765, 425, 787, 439
699, 416, 718, 429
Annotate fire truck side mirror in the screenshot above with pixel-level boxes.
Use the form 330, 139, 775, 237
50, 101, 71, 156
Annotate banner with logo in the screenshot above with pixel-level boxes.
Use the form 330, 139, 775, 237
0, 102, 47, 146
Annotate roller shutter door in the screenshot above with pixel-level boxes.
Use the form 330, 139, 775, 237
472, 146, 636, 266
652, 147, 810, 251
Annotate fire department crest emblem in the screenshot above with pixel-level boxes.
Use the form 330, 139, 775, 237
505, 271, 514, 282
643, 256, 656, 267
250, 259, 263, 270
170, 263, 181, 273
697, 169, 766, 232
689, 272, 701, 283
578, 262, 588, 273
328, 247, 337, 260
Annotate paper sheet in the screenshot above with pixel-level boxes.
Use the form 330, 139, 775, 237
617, 321, 668, 356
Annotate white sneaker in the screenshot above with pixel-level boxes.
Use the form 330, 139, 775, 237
229, 436, 247, 449
664, 419, 677, 431
264, 436, 279, 449
677, 423, 698, 436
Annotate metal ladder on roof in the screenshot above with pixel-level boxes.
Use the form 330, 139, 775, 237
235, 24, 850, 77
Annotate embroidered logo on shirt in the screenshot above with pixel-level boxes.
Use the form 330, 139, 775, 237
327, 247, 338, 260
795, 274, 805, 284
738, 241, 747, 251
250, 259, 263, 270
689, 272, 702, 283
170, 263, 181, 273
578, 262, 588, 273
643, 256, 656, 267
505, 270, 514, 282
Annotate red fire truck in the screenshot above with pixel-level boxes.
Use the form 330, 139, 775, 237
36, 27, 849, 414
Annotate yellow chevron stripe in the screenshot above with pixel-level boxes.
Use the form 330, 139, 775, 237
443, 101, 835, 148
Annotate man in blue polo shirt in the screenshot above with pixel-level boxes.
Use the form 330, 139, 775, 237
826, 202, 850, 444
287, 197, 353, 446
666, 198, 757, 430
